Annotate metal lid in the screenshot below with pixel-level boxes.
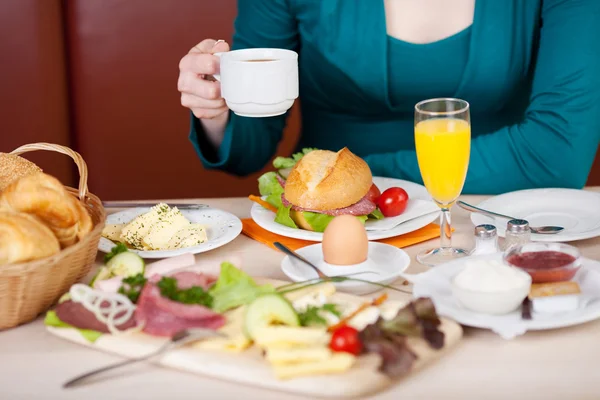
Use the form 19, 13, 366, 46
474, 224, 497, 238
507, 219, 530, 233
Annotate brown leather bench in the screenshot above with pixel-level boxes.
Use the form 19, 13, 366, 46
1, 0, 598, 200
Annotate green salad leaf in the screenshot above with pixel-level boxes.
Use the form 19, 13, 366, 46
302, 212, 368, 233
369, 208, 385, 220
274, 205, 298, 229
257, 171, 285, 208
209, 262, 275, 313
272, 148, 317, 170
44, 311, 103, 343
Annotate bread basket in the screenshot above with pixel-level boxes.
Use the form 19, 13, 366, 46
0, 143, 106, 330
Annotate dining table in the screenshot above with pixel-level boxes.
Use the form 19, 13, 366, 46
1, 189, 599, 400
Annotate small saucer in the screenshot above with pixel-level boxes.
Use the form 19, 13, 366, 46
280, 242, 411, 295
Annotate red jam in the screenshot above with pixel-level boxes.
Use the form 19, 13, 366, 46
506, 251, 578, 283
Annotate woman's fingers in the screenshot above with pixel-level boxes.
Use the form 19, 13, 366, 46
177, 72, 221, 99
180, 93, 226, 111
179, 52, 219, 75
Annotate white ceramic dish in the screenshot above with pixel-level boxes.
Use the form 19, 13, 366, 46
252, 176, 438, 242
469, 188, 600, 242
411, 253, 600, 339
451, 272, 531, 315
280, 241, 411, 295
98, 207, 243, 259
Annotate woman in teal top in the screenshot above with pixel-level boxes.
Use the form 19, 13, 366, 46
178, 0, 600, 194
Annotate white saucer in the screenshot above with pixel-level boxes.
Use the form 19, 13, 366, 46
411, 253, 600, 339
470, 188, 600, 242
281, 242, 411, 295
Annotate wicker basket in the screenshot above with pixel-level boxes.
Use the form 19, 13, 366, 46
0, 143, 106, 330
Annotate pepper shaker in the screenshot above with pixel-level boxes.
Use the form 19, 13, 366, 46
503, 219, 531, 251
471, 224, 500, 255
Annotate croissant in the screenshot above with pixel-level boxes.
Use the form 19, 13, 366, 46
0, 210, 60, 264
0, 173, 92, 247
0, 153, 43, 192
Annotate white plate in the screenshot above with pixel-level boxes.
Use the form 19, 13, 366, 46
281, 242, 411, 295
98, 207, 243, 259
412, 253, 600, 339
251, 176, 439, 241
470, 188, 600, 242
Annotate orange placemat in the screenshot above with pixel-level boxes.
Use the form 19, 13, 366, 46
241, 218, 441, 251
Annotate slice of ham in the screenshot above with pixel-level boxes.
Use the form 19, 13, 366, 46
135, 272, 225, 336
55, 300, 137, 333
276, 175, 286, 188
281, 193, 376, 216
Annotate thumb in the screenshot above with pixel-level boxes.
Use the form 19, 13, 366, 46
211, 40, 230, 54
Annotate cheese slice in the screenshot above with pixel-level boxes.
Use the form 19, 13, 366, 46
120, 203, 168, 248
141, 207, 190, 250
166, 223, 207, 249
254, 326, 330, 349
101, 224, 125, 242
195, 307, 251, 353
265, 346, 332, 366
272, 352, 355, 380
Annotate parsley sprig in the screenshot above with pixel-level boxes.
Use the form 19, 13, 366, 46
118, 273, 148, 303
298, 303, 341, 327
157, 277, 214, 308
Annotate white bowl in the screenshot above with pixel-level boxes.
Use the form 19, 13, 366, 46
451, 271, 532, 315
281, 242, 411, 295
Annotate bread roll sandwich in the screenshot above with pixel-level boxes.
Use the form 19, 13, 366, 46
0, 153, 43, 192
256, 147, 383, 232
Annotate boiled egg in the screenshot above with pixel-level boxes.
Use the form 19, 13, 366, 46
322, 215, 368, 265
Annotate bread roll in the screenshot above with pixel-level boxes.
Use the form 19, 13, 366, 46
284, 147, 372, 211
0, 210, 60, 264
0, 173, 92, 247
0, 153, 42, 192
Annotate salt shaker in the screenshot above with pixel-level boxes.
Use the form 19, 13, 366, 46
503, 219, 531, 251
471, 224, 500, 255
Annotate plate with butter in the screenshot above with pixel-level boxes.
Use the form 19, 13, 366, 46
99, 203, 242, 258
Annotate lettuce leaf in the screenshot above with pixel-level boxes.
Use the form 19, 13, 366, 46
274, 205, 298, 229
369, 208, 385, 220
302, 212, 368, 233
44, 311, 103, 343
209, 262, 275, 313
257, 172, 285, 208
272, 148, 317, 169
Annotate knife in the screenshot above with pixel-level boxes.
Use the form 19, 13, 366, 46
102, 201, 209, 209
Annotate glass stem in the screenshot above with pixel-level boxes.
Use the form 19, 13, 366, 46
440, 208, 452, 250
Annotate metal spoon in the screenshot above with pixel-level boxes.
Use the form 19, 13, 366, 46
457, 201, 564, 234
274, 242, 329, 278
273, 241, 382, 279
63, 328, 225, 389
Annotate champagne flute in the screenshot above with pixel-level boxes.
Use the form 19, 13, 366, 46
414, 98, 471, 266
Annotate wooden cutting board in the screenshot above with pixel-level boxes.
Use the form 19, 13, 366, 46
47, 280, 463, 398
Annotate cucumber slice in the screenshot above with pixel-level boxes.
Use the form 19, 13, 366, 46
106, 252, 145, 278
244, 293, 300, 340
89, 266, 112, 287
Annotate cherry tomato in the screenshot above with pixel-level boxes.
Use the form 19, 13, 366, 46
366, 183, 381, 204
377, 187, 409, 217
329, 325, 363, 355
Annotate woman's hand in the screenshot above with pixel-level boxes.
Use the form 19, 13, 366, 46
178, 39, 230, 146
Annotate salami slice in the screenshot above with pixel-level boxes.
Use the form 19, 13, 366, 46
281, 193, 376, 216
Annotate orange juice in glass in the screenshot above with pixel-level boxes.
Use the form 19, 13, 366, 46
414, 98, 471, 266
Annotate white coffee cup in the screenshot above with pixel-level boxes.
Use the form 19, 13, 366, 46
213, 48, 299, 118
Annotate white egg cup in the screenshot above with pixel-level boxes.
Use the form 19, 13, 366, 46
281, 242, 411, 295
